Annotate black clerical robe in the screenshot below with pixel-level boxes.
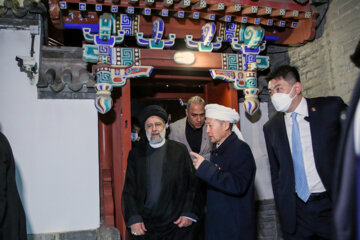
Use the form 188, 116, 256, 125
122, 140, 200, 239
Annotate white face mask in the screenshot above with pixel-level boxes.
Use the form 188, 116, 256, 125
131, 132, 138, 142
271, 85, 296, 112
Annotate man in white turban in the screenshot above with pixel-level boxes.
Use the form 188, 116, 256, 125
204, 104, 245, 141
190, 103, 257, 240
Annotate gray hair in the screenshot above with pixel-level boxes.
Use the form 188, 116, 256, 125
186, 96, 205, 110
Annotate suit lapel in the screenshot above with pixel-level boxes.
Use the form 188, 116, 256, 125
277, 113, 292, 161
181, 118, 192, 151
275, 113, 297, 189
200, 123, 209, 154
306, 98, 321, 165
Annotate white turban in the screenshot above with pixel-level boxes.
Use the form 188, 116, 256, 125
205, 104, 245, 141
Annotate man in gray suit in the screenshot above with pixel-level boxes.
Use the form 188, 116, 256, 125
169, 96, 212, 160
169, 96, 212, 240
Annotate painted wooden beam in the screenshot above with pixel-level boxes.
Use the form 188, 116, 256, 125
225, 3, 241, 13
241, 5, 258, 15
209, 3, 225, 11
270, 8, 286, 17
283, 10, 299, 18
177, 0, 191, 8
192, 0, 206, 10
257, 6, 271, 16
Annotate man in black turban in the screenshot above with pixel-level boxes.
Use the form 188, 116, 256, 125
122, 105, 201, 240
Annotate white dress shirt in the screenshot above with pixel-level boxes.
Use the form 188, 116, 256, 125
284, 97, 326, 193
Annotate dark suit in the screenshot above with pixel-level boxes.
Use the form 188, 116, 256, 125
333, 75, 360, 240
169, 117, 212, 160
263, 97, 346, 238
0, 132, 27, 240
122, 140, 201, 240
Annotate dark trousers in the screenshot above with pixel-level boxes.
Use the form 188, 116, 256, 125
283, 193, 332, 240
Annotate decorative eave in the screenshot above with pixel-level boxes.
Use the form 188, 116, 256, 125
48, 0, 316, 45
37, 46, 96, 99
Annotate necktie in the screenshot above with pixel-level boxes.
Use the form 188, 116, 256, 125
291, 112, 310, 202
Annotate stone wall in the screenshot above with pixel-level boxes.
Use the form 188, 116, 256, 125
268, 0, 360, 103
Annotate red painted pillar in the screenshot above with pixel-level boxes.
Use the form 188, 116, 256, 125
98, 113, 115, 226
112, 81, 131, 240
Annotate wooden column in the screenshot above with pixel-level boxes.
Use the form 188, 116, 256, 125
111, 81, 132, 240
98, 80, 132, 240
98, 111, 115, 226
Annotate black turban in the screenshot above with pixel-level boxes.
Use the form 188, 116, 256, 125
139, 105, 168, 126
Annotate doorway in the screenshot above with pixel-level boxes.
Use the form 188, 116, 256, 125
98, 68, 239, 240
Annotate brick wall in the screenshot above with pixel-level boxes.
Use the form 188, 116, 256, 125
268, 0, 360, 103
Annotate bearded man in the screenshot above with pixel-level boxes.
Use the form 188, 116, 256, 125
122, 105, 201, 240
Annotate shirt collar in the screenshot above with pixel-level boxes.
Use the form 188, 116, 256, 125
285, 97, 308, 118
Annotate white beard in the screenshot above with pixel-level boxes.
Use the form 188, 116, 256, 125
146, 128, 166, 148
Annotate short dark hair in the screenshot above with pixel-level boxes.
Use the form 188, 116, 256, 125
187, 96, 205, 110
266, 65, 300, 84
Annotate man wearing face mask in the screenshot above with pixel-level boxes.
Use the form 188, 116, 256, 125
263, 65, 346, 240
122, 105, 201, 240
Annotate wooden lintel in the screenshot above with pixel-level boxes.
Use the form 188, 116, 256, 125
283, 10, 299, 18
247, 17, 261, 25
189, 11, 200, 19
225, 3, 241, 13
274, 19, 287, 27
297, 11, 312, 19
177, 0, 190, 8
233, 16, 248, 24
126, 6, 134, 14
270, 8, 286, 17
174, 11, 185, 18
241, 5, 258, 15
151, 74, 211, 81
163, 0, 173, 7
219, 15, 231, 22
272, 13, 317, 45
136, 16, 214, 38
260, 18, 274, 26
145, 0, 154, 6
192, 0, 206, 10
257, 7, 271, 16
128, 0, 138, 4
138, 49, 223, 70
209, 3, 225, 11
200, 12, 215, 21
142, 8, 151, 15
